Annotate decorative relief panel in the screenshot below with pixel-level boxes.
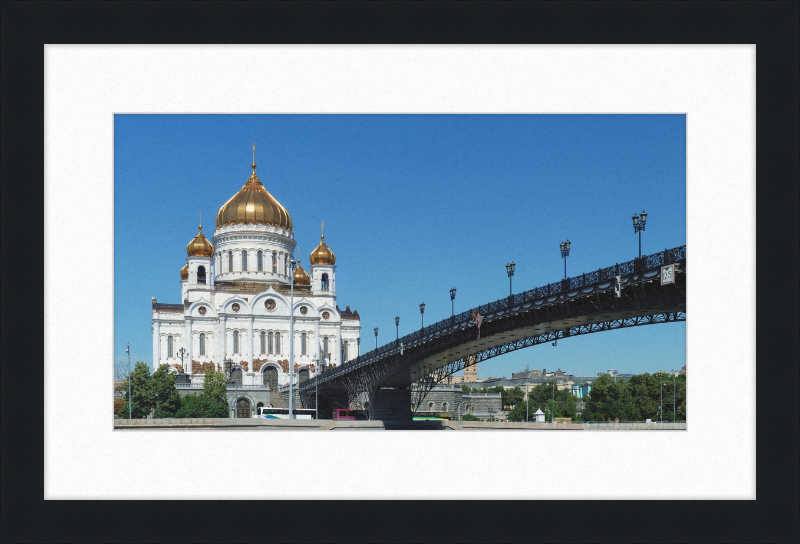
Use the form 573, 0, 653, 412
322, 311, 330, 320
252, 358, 266, 372
265, 299, 276, 312
238, 360, 249, 372
198, 306, 207, 315
214, 223, 293, 238
231, 303, 240, 312
278, 359, 289, 373
191, 360, 216, 374
300, 306, 308, 315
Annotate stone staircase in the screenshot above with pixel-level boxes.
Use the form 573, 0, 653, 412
270, 391, 288, 409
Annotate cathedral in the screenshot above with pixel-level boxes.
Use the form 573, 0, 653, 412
151, 148, 361, 393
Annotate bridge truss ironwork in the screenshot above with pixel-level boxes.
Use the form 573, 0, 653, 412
299, 245, 686, 413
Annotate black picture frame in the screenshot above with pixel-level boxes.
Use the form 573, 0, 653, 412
2, 2, 797, 543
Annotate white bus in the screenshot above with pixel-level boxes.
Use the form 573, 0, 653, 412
253, 407, 315, 419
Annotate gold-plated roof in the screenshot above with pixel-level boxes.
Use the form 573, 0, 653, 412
293, 260, 311, 285
215, 157, 292, 230
180, 263, 189, 280
309, 221, 336, 265
186, 225, 214, 257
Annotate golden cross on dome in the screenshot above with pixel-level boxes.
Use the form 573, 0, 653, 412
251, 143, 257, 173
321, 221, 324, 239
199, 211, 202, 231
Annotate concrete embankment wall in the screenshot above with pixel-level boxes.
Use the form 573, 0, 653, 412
115, 419, 686, 430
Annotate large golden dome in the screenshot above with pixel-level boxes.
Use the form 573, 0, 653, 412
293, 260, 311, 285
180, 263, 189, 280
215, 161, 293, 231
186, 225, 214, 257
309, 223, 336, 265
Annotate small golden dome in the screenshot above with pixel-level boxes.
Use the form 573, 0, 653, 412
293, 260, 310, 285
309, 222, 336, 265
180, 263, 189, 280
215, 159, 292, 230
186, 225, 214, 257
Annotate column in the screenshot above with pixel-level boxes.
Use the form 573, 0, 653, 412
152, 321, 161, 372
220, 316, 227, 372
185, 318, 193, 373
247, 316, 254, 383
315, 316, 321, 374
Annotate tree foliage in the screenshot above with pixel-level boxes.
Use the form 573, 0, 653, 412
203, 369, 228, 404
123, 361, 154, 418
583, 372, 686, 422
152, 365, 182, 418
173, 394, 228, 418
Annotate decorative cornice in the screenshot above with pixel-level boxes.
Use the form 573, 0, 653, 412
213, 223, 294, 238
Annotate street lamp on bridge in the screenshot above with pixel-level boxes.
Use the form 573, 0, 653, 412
395, 316, 399, 340
505, 262, 515, 296
419, 303, 425, 329
559, 239, 571, 279
374, 327, 378, 350
449, 287, 456, 316
632, 210, 648, 259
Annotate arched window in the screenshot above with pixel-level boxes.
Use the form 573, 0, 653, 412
301, 332, 307, 355
428, 402, 434, 412
228, 252, 233, 272
233, 330, 239, 354
260, 331, 265, 354
200, 333, 206, 356
323, 336, 329, 356
321, 273, 329, 291
268, 332, 273, 354
343, 341, 348, 362
272, 253, 277, 273
442, 402, 448, 412
167, 335, 173, 358
257, 251, 263, 271
197, 265, 206, 283
275, 333, 281, 355
242, 251, 248, 271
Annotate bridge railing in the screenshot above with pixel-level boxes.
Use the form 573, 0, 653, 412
305, 245, 686, 388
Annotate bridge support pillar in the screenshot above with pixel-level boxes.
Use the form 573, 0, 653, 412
369, 388, 412, 421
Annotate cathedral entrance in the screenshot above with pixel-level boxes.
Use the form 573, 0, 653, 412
263, 367, 278, 390
236, 398, 250, 418
299, 368, 309, 384
230, 368, 242, 385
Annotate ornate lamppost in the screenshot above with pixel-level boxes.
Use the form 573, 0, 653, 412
632, 210, 648, 259
177, 347, 187, 373
374, 327, 378, 350
395, 316, 399, 340
559, 240, 571, 279
450, 288, 456, 317
505, 262, 515, 296
419, 303, 425, 329
223, 354, 234, 417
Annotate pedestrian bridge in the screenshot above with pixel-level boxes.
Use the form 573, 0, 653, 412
299, 246, 686, 420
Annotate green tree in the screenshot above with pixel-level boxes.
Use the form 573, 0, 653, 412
203, 369, 228, 404
461, 385, 471, 393
173, 394, 229, 418
501, 386, 525, 408
152, 365, 182, 418
461, 413, 479, 421
124, 361, 154, 418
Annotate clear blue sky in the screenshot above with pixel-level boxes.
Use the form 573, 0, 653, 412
114, 114, 686, 378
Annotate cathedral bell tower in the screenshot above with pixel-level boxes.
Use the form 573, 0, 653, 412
309, 222, 336, 297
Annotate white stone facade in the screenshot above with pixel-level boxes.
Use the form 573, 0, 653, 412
152, 188, 360, 388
